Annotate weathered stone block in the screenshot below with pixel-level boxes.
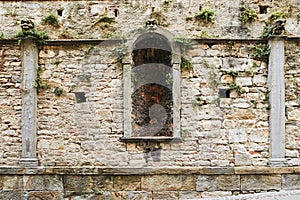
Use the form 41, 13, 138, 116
141, 175, 184, 191
29, 191, 61, 200
229, 129, 247, 143
282, 174, 300, 190
3, 175, 23, 190
196, 175, 240, 191
179, 191, 202, 199
241, 175, 281, 191
25, 175, 62, 191
64, 175, 94, 195
236, 77, 252, 86
92, 176, 114, 191
113, 176, 141, 190
151, 191, 179, 200
0, 190, 23, 200
201, 191, 232, 198
235, 153, 252, 166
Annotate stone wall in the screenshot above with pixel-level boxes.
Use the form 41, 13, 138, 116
0, 43, 22, 166
28, 39, 271, 168
0, 0, 300, 199
0, 0, 299, 39
285, 40, 300, 166
1, 166, 300, 199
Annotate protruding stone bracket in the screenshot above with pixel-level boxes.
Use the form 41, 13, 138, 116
268, 36, 286, 167
20, 38, 38, 167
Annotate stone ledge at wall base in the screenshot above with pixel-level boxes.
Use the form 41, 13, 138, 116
1, 167, 300, 199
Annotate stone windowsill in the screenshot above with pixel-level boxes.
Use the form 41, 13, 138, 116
120, 136, 182, 143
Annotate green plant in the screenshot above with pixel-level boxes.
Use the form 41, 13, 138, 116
42, 13, 59, 27
111, 45, 128, 62
240, 6, 258, 24
251, 44, 270, 63
269, 11, 287, 21
0, 33, 3, 39
227, 70, 238, 78
197, 31, 219, 39
84, 45, 96, 58
16, 29, 49, 46
194, 9, 215, 23
53, 60, 62, 66
261, 22, 273, 38
150, 11, 169, 26
96, 16, 115, 24
35, 67, 50, 93
53, 87, 63, 96
229, 81, 244, 95
181, 57, 193, 71
174, 36, 194, 53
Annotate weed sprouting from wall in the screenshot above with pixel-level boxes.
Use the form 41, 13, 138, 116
42, 13, 60, 28
251, 44, 270, 63
35, 67, 50, 93
111, 44, 128, 63
240, 6, 258, 24
150, 11, 169, 27
194, 9, 215, 23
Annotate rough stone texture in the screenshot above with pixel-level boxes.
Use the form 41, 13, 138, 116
0, 0, 300, 199
0, 0, 299, 39
282, 174, 300, 190
285, 41, 300, 167
25, 175, 63, 191
29, 191, 61, 200
0, 44, 22, 166
241, 175, 281, 191
196, 175, 240, 192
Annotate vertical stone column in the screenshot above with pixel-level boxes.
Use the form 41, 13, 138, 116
268, 36, 286, 166
19, 38, 38, 167
172, 63, 181, 139
123, 63, 132, 138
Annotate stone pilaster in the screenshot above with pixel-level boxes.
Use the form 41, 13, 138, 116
19, 38, 38, 167
268, 36, 286, 166
123, 63, 132, 138
172, 63, 181, 139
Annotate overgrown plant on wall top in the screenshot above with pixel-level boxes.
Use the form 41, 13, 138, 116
240, 6, 258, 24
16, 29, 49, 46
194, 9, 215, 23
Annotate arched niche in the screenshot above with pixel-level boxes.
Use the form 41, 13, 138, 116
122, 28, 181, 141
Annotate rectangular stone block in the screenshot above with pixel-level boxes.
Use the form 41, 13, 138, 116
113, 175, 141, 190
151, 191, 179, 200
282, 174, 300, 190
241, 175, 281, 191
29, 191, 60, 200
196, 175, 240, 192
0, 190, 23, 200
25, 175, 62, 191
141, 175, 184, 191
3, 175, 23, 190
64, 175, 94, 195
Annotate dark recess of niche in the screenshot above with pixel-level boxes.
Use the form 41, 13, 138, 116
74, 92, 86, 103
219, 88, 230, 98
259, 5, 268, 14
57, 9, 63, 16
